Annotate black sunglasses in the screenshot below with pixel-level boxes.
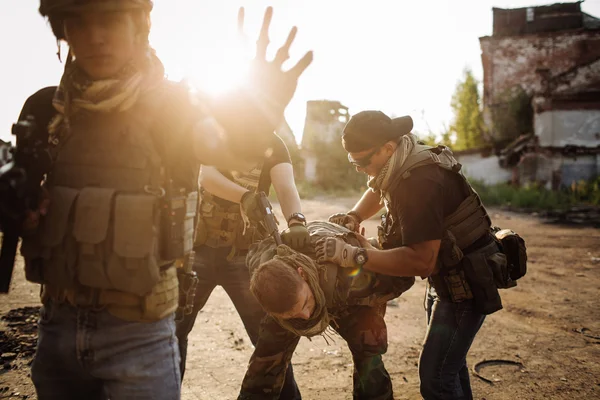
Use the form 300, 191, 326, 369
348, 147, 381, 168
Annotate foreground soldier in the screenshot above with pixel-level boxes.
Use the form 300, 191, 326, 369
239, 221, 415, 400
319, 111, 524, 399
176, 147, 308, 399
15, 1, 312, 398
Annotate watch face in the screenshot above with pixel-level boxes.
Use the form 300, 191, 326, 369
290, 213, 306, 222
355, 249, 368, 266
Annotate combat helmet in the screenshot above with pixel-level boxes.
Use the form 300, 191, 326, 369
39, 0, 153, 40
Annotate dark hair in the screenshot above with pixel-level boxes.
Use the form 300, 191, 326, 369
250, 259, 305, 314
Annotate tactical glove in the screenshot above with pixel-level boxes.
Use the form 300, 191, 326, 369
281, 224, 309, 250
315, 236, 360, 269
328, 212, 361, 232
240, 191, 263, 224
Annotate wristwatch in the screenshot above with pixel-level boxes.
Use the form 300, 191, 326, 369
287, 212, 307, 226
354, 248, 369, 267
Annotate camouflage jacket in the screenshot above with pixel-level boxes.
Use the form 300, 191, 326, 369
239, 221, 413, 399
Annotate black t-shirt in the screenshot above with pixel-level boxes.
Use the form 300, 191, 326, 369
387, 164, 469, 246
215, 134, 291, 196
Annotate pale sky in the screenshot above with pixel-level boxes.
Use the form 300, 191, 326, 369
2, 0, 600, 144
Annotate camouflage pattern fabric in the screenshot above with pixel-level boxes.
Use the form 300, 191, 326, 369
240, 221, 399, 399
239, 304, 392, 400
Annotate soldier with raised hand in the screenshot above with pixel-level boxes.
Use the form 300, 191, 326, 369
176, 147, 309, 399
13, 1, 312, 398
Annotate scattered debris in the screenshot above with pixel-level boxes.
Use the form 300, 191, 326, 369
540, 206, 600, 228
572, 327, 600, 341
0, 307, 39, 371
472, 359, 525, 385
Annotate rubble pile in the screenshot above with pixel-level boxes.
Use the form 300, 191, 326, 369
0, 307, 39, 370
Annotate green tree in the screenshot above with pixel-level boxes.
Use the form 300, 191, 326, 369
491, 85, 533, 144
449, 68, 484, 150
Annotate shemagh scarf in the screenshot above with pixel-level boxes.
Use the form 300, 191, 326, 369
367, 133, 420, 201
48, 51, 165, 141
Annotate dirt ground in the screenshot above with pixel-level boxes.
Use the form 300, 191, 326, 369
1, 197, 599, 400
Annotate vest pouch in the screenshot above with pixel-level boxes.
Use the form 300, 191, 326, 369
494, 228, 527, 281
108, 193, 161, 296
73, 187, 115, 290
194, 198, 213, 247
106, 266, 179, 322
234, 222, 261, 251
22, 186, 79, 287
487, 251, 515, 289
461, 247, 503, 315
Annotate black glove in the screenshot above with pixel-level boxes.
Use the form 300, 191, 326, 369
281, 224, 309, 250
240, 191, 263, 224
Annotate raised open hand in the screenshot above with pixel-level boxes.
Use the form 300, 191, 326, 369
208, 7, 313, 160
237, 7, 313, 124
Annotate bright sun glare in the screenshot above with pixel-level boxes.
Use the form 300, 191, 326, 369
182, 35, 252, 97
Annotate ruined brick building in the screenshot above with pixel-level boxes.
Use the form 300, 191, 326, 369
479, 1, 600, 187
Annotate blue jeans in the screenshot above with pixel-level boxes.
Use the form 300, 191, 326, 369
419, 291, 486, 400
176, 245, 301, 399
32, 300, 181, 400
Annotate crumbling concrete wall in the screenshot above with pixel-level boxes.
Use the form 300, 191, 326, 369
301, 100, 349, 182
455, 152, 512, 185
301, 100, 349, 149
535, 110, 600, 147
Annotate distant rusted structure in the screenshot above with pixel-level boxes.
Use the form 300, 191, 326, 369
301, 100, 349, 182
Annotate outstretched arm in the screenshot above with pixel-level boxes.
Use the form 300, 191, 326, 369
195, 7, 312, 172
270, 163, 302, 222
349, 189, 384, 222
199, 166, 248, 203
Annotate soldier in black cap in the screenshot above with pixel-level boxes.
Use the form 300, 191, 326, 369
319, 110, 510, 400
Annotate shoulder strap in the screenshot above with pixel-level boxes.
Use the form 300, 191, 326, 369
396, 145, 463, 181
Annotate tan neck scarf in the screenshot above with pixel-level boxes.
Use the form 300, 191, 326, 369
367, 133, 420, 199
48, 50, 165, 140
271, 245, 332, 338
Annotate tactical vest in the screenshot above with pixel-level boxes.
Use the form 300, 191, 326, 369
379, 143, 491, 253
194, 163, 266, 254
20, 83, 198, 322
247, 221, 415, 310
378, 144, 509, 315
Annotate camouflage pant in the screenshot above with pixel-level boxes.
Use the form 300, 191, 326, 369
239, 304, 393, 400
176, 246, 300, 399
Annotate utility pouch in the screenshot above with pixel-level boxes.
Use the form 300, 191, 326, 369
443, 268, 473, 302
160, 189, 197, 260
494, 227, 527, 282
461, 243, 504, 315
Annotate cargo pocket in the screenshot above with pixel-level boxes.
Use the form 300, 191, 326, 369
23, 186, 79, 286
72, 187, 115, 290
462, 251, 503, 315
108, 194, 160, 296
